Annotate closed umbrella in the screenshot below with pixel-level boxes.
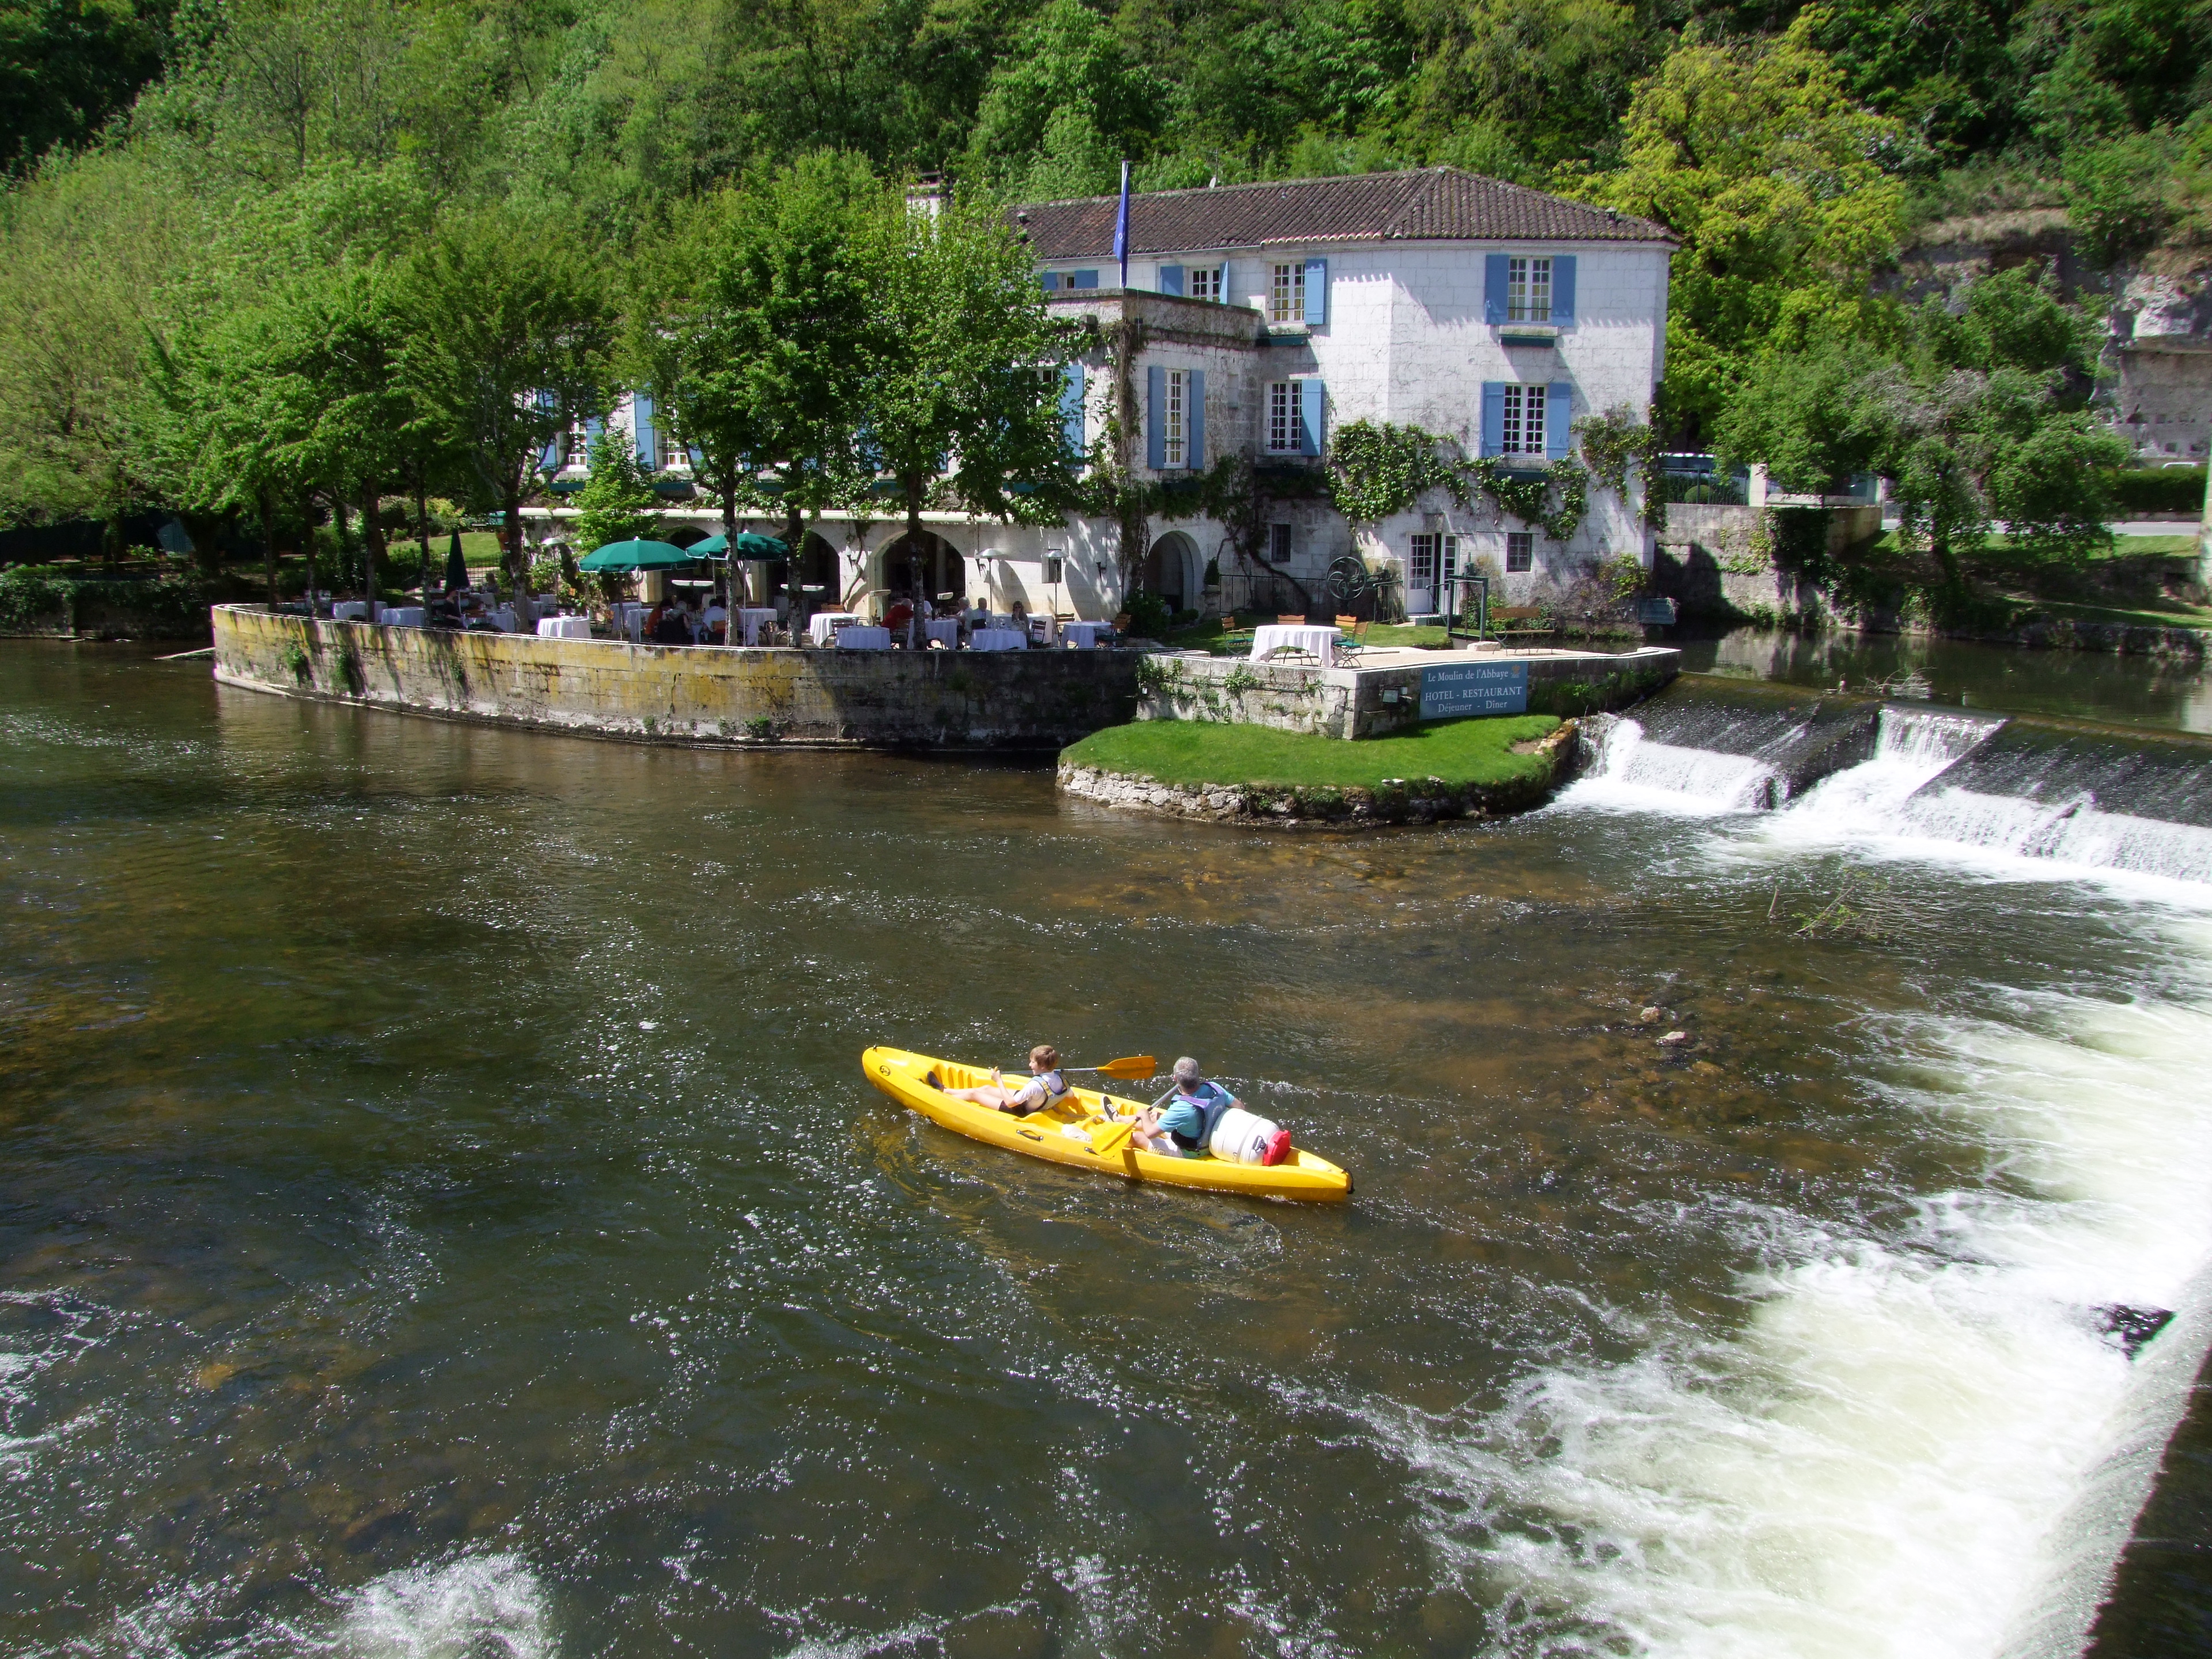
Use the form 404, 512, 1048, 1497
443, 531, 468, 593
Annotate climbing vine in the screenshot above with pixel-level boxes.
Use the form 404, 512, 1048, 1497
1325, 417, 1594, 543
1572, 404, 1666, 528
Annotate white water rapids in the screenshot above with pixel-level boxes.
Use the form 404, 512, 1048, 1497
1431, 703, 2212, 1658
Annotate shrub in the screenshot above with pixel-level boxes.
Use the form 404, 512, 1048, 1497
2109, 467, 2206, 516
1124, 590, 1173, 638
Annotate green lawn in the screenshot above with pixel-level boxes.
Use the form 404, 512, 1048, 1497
1062, 715, 1562, 790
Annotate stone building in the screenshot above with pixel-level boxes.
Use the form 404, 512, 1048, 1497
525, 168, 1677, 622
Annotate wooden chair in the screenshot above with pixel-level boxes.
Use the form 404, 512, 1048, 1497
1277, 613, 1306, 626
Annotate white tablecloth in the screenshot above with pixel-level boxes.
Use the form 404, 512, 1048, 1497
331, 600, 370, 621
492, 607, 518, 633
536, 615, 593, 639
382, 605, 426, 627
737, 607, 777, 646
835, 625, 892, 650
968, 628, 1027, 652
1060, 621, 1104, 649
809, 612, 859, 647
923, 618, 960, 649
1250, 624, 1339, 667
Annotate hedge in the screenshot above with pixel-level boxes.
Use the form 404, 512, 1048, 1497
2109, 468, 2207, 516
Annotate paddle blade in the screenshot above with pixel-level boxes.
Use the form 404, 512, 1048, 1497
1092, 1055, 1156, 1080
1088, 1116, 1137, 1156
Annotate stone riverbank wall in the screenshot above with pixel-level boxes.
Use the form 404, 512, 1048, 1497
1135, 646, 1680, 738
210, 605, 1142, 749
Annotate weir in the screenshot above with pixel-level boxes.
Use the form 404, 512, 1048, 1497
1575, 676, 2212, 887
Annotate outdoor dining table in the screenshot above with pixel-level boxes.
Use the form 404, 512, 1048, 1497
536, 615, 592, 639
809, 611, 860, 647
381, 605, 426, 627
331, 600, 370, 621
923, 618, 960, 649
1249, 623, 1341, 667
1059, 620, 1104, 649
834, 625, 892, 650
736, 607, 778, 646
968, 627, 1028, 652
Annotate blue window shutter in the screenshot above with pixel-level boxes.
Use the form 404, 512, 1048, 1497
1546, 382, 1571, 460
1219, 260, 1231, 304
1147, 366, 1166, 469
1299, 378, 1324, 455
1060, 364, 1085, 456
1484, 255, 1509, 325
1074, 269, 1099, 290
1551, 255, 1576, 325
1040, 272, 1059, 294
1480, 382, 1505, 456
1159, 264, 1184, 296
1188, 370, 1205, 469
686, 444, 703, 469
537, 391, 559, 471
1304, 257, 1327, 326
634, 392, 656, 468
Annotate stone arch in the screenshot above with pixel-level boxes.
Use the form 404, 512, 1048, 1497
876, 528, 967, 606
1139, 530, 1203, 611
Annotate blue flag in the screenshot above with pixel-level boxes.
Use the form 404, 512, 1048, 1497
1113, 160, 1130, 288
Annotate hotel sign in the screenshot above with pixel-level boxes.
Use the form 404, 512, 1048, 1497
1419, 660, 1529, 719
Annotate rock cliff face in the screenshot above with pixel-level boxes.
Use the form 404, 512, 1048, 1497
1895, 214, 2212, 469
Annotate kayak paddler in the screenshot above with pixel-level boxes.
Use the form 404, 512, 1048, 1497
1131, 1058, 1243, 1156
938, 1044, 1069, 1115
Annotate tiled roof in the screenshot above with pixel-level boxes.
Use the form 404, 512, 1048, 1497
1010, 168, 1671, 258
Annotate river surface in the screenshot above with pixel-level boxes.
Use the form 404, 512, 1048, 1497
6, 642, 2212, 1658
1679, 629, 2212, 736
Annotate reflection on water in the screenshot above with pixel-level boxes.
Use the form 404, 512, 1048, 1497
1, 642, 2210, 1657
1679, 628, 2212, 735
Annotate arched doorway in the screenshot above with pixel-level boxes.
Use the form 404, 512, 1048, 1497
1140, 531, 1200, 611
879, 530, 965, 607
786, 531, 839, 613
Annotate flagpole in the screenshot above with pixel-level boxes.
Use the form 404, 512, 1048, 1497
1115, 160, 1131, 290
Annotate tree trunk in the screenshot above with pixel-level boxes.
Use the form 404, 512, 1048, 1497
415, 477, 433, 612
721, 480, 738, 609
784, 499, 804, 623
300, 493, 320, 614
360, 484, 385, 620
260, 491, 278, 609
332, 494, 357, 597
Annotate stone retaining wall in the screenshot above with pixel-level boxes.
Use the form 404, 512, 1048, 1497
1057, 722, 1580, 827
210, 605, 1141, 749
1136, 647, 1679, 737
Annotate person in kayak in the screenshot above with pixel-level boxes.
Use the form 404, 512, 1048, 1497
939, 1045, 1069, 1115
1130, 1058, 1237, 1155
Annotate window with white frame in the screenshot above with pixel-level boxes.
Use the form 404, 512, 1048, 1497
1267, 380, 1298, 452
1268, 523, 1293, 562
560, 423, 590, 468
1163, 369, 1189, 468
1508, 256, 1552, 323
1188, 265, 1222, 302
1506, 532, 1533, 573
1270, 262, 1305, 323
1501, 384, 1547, 457
1408, 532, 1460, 594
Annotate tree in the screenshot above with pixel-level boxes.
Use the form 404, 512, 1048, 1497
569, 428, 661, 552
1572, 14, 1908, 442
0, 0, 169, 175
1717, 267, 2126, 593
397, 207, 612, 589
857, 190, 1079, 604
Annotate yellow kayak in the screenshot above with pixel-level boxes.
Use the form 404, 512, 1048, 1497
862, 1046, 1352, 1202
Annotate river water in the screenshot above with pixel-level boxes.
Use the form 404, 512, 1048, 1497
6, 642, 2212, 1658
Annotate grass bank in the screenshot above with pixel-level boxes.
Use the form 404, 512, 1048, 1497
1062, 715, 1562, 790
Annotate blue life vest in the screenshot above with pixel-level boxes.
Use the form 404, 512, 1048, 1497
1160, 1081, 1234, 1150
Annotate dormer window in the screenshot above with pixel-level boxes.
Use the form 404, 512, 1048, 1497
1189, 265, 1222, 302
1508, 257, 1552, 324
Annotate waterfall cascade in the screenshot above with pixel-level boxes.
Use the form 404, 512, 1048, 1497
1573, 687, 2212, 887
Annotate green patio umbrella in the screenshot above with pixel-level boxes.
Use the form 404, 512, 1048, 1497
689, 531, 789, 559
442, 531, 468, 593
577, 539, 699, 572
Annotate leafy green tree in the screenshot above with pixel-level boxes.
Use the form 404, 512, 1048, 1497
1805, 0, 2020, 159
1573, 14, 1908, 442
1402, 0, 1645, 176
1718, 267, 2126, 592
968, 0, 1168, 196
2063, 128, 2175, 268
0, 0, 169, 174
858, 191, 1078, 589
570, 428, 661, 552
397, 206, 613, 588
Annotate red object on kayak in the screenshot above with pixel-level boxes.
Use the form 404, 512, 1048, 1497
1262, 1128, 1294, 1166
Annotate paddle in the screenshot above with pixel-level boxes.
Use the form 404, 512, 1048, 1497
1064, 1055, 1156, 1080
1088, 1115, 1139, 1156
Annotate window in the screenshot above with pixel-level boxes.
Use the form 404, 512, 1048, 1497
1508, 257, 1552, 324
1506, 532, 1533, 573
1163, 369, 1188, 469
1189, 265, 1222, 302
1268, 523, 1293, 562
1270, 262, 1305, 324
1267, 381, 1298, 452
559, 423, 589, 468
1409, 533, 1461, 594
1501, 384, 1547, 457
